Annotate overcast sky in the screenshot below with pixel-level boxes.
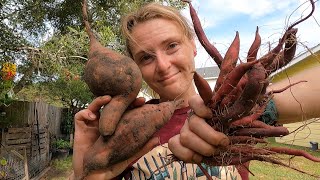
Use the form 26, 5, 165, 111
180, 0, 320, 68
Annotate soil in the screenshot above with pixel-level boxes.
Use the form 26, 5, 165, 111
39, 166, 72, 180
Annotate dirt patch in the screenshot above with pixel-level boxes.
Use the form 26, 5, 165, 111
38, 156, 73, 180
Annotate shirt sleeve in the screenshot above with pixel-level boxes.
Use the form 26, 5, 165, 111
259, 99, 278, 125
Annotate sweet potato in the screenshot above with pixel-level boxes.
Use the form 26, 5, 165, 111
82, 0, 142, 136
211, 63, 266, 126
82, 100, 180, 178
266, 28, 298, 74
214, 32, 240, 91
182, 0, 223, 67
193, 71, 213, 105
247, 26, 261, 62
260, 0, 314, 69
209, 60, 258, 109
219, 75, 248, 108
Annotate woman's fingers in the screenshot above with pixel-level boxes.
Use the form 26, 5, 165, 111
74, 109, 96, 122
169, 95, 229, 161
87, 95, 112, 113
179, 119, 216, 156
128, 97, 146, 109
189, 95, 212, 119
168, 134, 203, 163
74, 95, 112, 129
75, 96, 111, 122
168, 115, 229, 163
188, 115, 230, 147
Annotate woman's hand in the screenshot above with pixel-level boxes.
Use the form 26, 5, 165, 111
168, 95, 229, 163
71, 96, 158, 179
72, 95, 111, 178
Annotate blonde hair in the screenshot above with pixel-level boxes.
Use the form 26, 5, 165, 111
120, 2, 194, 58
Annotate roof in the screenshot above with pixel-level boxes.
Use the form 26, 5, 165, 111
196, 66, 220, 79
272, 43, 320, 75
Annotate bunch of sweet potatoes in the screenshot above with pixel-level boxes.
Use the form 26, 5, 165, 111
183, 0, 319, 179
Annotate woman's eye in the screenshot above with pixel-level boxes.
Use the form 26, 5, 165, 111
168, 43, 178, 49
140, 54, 153, 64
167, 42, 179, 54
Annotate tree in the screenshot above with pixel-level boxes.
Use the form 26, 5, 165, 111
0, 0, 185, 108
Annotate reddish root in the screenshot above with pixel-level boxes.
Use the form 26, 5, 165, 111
265, 28, 298, 74
193, 71, 214, 104
229, 100, 268, 128
220, 75, 248, 108
183, 0, 223, 67
232, 126, 289, 138
268, 80, 307, 95
267, 147, 320, 162
214, 31, 240, 91
247, 26, 261, 62
177, 0, 318, 178
228, 136, 268, 145
209, 60, 258, 109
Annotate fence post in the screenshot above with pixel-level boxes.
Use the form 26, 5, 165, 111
1, 129, 5, 154
23, 147, 29, 180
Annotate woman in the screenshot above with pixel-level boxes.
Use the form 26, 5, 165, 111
71, 2, 320, 180
72, 2, 234, 179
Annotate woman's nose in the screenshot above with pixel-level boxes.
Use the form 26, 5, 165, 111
155, 52, 171, 73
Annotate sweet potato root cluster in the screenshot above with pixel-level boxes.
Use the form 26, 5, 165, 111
183, 0, 319, 178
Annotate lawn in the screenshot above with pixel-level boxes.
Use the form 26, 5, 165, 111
249, 139, 320, 180
42, 140, 320, 179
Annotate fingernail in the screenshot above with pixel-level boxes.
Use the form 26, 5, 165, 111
220, 138, 230, 147
88, 113, 96, 119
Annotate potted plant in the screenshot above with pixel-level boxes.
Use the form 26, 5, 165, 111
52, 139, 71, 159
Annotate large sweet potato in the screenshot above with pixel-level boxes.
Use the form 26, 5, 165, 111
82, 0, 142, 136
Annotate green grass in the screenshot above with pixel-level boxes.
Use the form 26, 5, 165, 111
51, 156, 73, 172
249, 138, 320, 180
44, 156, 73, 180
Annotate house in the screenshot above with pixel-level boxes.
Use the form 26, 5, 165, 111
195, 65, 220, 90
271, 44, 320, 147
195, 44, 320, 148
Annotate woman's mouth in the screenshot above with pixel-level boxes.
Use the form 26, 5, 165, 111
158, 72, 179, 83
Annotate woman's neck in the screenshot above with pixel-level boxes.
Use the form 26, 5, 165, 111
159, 85, 197, 109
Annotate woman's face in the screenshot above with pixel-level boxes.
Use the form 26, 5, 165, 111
130, 18, 197, 102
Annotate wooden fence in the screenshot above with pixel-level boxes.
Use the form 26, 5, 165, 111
0, 101, 64, 179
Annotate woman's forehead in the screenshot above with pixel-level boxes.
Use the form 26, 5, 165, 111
130, 19, 184, 50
